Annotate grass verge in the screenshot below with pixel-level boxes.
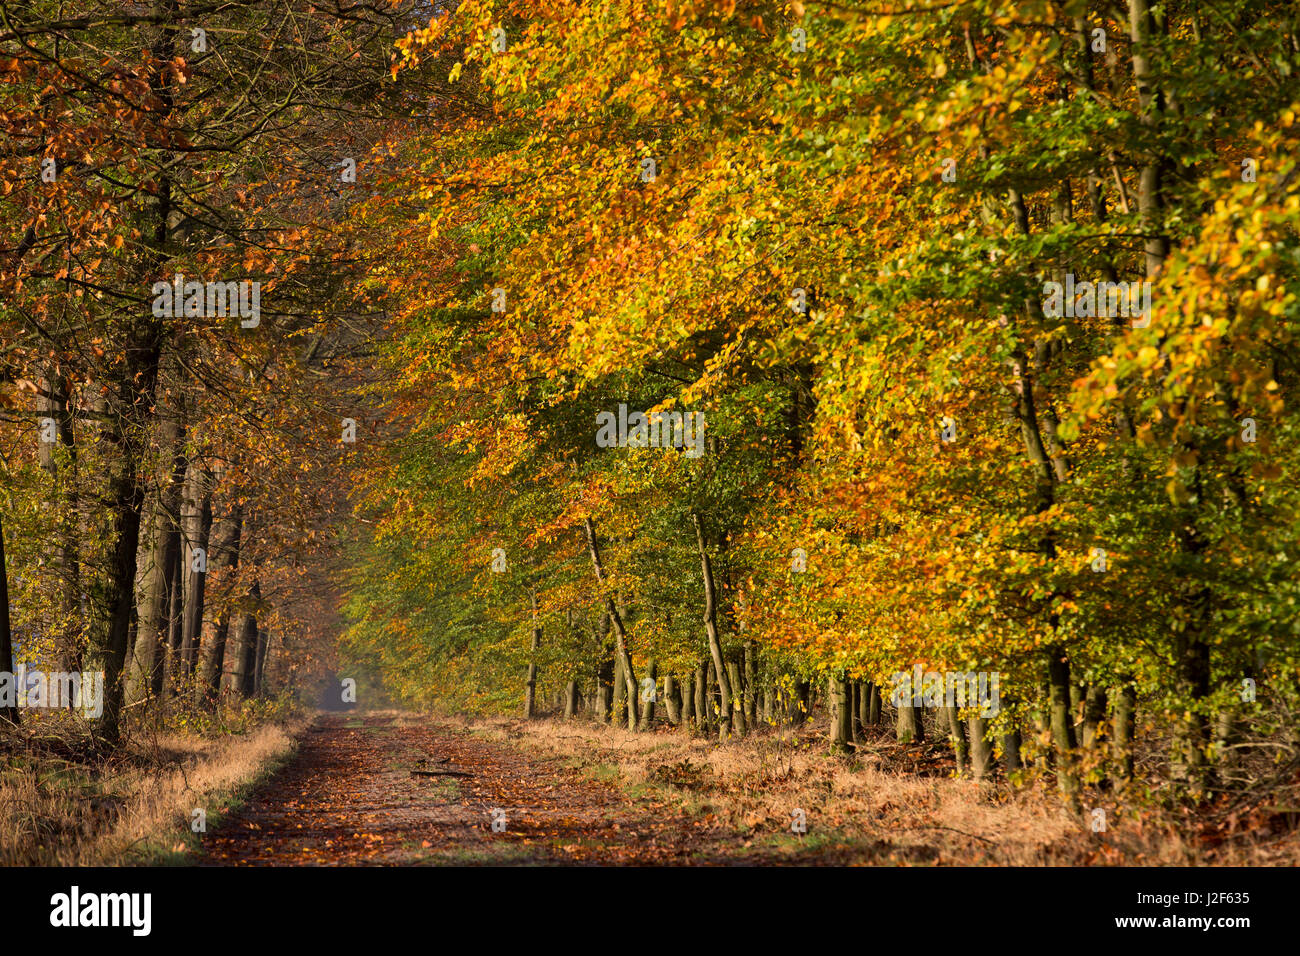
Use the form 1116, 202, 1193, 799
0, 713, 308, 866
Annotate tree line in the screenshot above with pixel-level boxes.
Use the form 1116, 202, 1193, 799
341, 0, 1300, 804
0, 0, 438, 738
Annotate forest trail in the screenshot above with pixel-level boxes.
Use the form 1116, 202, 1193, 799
198, 713, 761, 865
198, 712, 956, 865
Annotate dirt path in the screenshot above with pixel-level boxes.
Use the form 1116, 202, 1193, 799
200, 713, 754, 865
196, 713, 1299, 867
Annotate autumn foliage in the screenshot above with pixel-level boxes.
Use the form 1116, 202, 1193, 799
341, 0, 1300, 801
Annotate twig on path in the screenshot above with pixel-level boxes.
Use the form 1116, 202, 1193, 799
410, 769, 473, 778
897, 823, 996, 845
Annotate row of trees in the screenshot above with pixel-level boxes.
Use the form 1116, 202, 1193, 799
342, 0, 1300, 802
0, 1, 434, 737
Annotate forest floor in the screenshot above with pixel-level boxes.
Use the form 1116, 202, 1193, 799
195, 710, 1300, 865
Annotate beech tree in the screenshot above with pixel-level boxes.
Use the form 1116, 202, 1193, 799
339, 0, 1300, 804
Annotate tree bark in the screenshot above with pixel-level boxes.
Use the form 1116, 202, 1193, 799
743, 641, 758, 725
524, 589, 540, 719
1001, 726, 1023, 771
254, 626, 271, 697
222, 579, 259, 699
967, 716, 994, 779
849, 681, 863, 745
939, 705, 965, 772
94, 374, 158, 741
162, 536, 184, 697
178, 460, 213, 684
638, 659, 657, 731
1112, 681, 1137, 783
1082, 684, 1108, 752
694, 662, 708, 731
789, 678, 810, 726
0, 513, 20, 724
196, 504, 241, 706
663, 673, 680, 725
37, 369, 83, 673
829, 673, 851, 752
1048, 649, 1079, 798
612, 655, 626, 725
583, 518, 638, 729
726, 660, 746, 736
594, 613, 613, 723
126, 411, 186, 705
896, 693, 923, 744
691, 511, 732, 739
706, 659, 719, 730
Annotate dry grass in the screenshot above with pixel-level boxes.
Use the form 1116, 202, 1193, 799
0, 714, 306, 866
453, 715, 1300, 865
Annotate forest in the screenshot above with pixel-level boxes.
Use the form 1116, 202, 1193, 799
2, 0, 1299, 870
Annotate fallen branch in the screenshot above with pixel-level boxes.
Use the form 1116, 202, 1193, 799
410, 769, 473, 778
897, 824, 996, 845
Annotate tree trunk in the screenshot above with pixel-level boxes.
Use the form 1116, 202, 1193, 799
896, 692, 923, 744
691, 511, 732, 739
726, 660, 746, 736
524, 589, 540, 719
678, 673, 693, 728
196, 505, 240, 707
1001, 726, 1023, 772
126, 411, 186, 705
162, 537, 184, 697
594, 613, 613, 723
638, 659, 657, 731
1112, 680, 1137, 783
743, 641, 758, 725
829, 673, 851, 752
583, 518, 638, 729
178, 460, 213, 684
789, 679, 810, 726
663, 673, 680, 725
849, 680, 863, 745
0, 512, 20, 724
612, 655, 626, 725
694, 662, 708, 731
37, 369, 83, 673
943, 706, 967, 773
254, 626, 271, 697
93, 403, 154, 741
222, 579, 259, 699
967, 716, 994, 779
706, 660, 720, 731
1081, 684, 1108, 752
1048, 649, 1079, 798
